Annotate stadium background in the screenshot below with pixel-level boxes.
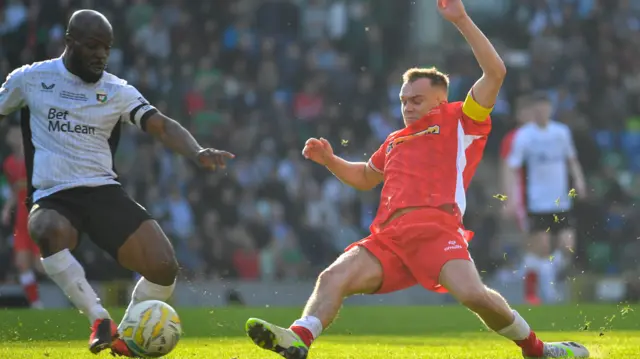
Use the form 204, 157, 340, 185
0, 0, 638, 307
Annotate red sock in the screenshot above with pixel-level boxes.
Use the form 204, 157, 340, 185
19, 272, 40, 304
524, 270, 540, 303
23, 282, 40, 304
515, 331, 544, 357
290, 325, 314, 347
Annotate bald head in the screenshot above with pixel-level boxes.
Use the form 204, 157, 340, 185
67, 9, 112, 39
63, 9, 113, 83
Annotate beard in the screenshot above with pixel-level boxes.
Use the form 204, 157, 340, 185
69, 51, 103, 83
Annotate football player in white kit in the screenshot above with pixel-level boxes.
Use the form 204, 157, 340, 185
506, 92, 586, 304
0, 10, 233, 356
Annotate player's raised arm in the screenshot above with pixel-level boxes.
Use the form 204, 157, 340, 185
120, 85, 234, 170
302, 137, 383, 191
438, 0, 506, 118
0, 66, 28, 120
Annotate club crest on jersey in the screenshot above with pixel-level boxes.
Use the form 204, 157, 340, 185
387, 124, 441, 153
96, 91, 108, 103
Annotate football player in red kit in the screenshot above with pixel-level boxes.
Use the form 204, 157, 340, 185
2, 125, 43, 309
244, 1, 590, 359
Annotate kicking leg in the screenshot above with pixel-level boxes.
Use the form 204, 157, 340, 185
440, 259, 589, 358
28, 208, 113, 354
117, 220, 179, 321
246, 246, 384, 358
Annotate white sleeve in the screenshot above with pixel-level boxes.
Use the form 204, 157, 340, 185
506, 129, 526, 169
119, 84, 158, 130
0, 66, 27, 116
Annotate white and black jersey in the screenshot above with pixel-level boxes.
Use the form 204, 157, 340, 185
0, 57, 157, 203
507, 121, 577, 214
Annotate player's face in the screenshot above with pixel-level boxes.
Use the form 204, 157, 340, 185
533, 100, 552, 124
516, 106, 533, 125
67, 29, 112, 83
400, 79, 443, 126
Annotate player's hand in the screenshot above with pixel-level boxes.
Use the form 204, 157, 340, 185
195, 148, 235, 170
302, 137, 334, 166
437, 0, 468, 24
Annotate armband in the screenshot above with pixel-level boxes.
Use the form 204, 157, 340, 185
462, 91, 492, 122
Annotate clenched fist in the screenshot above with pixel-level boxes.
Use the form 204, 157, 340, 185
437, 0, 468, 24
302, 137, 334, 166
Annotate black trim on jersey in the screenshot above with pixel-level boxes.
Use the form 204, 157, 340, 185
108, 121, 122, 181
139, 108, 158, 132
20, 107, 35, 210
128, 103, 147, 125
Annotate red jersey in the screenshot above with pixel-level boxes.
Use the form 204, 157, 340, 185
500, 129, 517, 160
368, 101, 491, 232
3, 154, 28, 211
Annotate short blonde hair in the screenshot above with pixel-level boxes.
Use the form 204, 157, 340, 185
402, 67, 450, 90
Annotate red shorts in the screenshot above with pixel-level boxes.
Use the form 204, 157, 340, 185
13, 211, 39, 254
345, 207, 473, 294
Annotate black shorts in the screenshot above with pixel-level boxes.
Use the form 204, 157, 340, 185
527, 211, 574, 234
32, 185, 152, 259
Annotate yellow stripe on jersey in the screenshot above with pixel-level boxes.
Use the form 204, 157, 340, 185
462, 91, 493, 122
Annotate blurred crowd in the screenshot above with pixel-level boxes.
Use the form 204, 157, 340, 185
500, 0, 640, 298
0, 0, 637, 298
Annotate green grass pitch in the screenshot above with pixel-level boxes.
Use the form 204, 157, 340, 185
0, 304, 638, 358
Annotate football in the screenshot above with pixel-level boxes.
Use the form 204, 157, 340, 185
118, 300, 182, 357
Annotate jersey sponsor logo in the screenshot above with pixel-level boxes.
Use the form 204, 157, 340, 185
47, 108, 96, 135
387, 124, 442, 154
96, 90, 108, 103
420, 125, 440, 135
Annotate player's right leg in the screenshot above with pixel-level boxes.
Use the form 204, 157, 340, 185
245, 245, 396, 359
523, 214, 557, 304
440, 259, 589, 358
28, 203, 115, 355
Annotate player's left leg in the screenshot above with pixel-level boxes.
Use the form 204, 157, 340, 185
85, 185, 178, 357
117, 220, 179, 317
554, 221, 576, 275
440, 259, 589, 358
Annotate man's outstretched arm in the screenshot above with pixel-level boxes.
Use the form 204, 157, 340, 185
325, 156, 383, 191
302, 137, 382, 191
439, 0, 506, 112
144, 112, 234, 169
